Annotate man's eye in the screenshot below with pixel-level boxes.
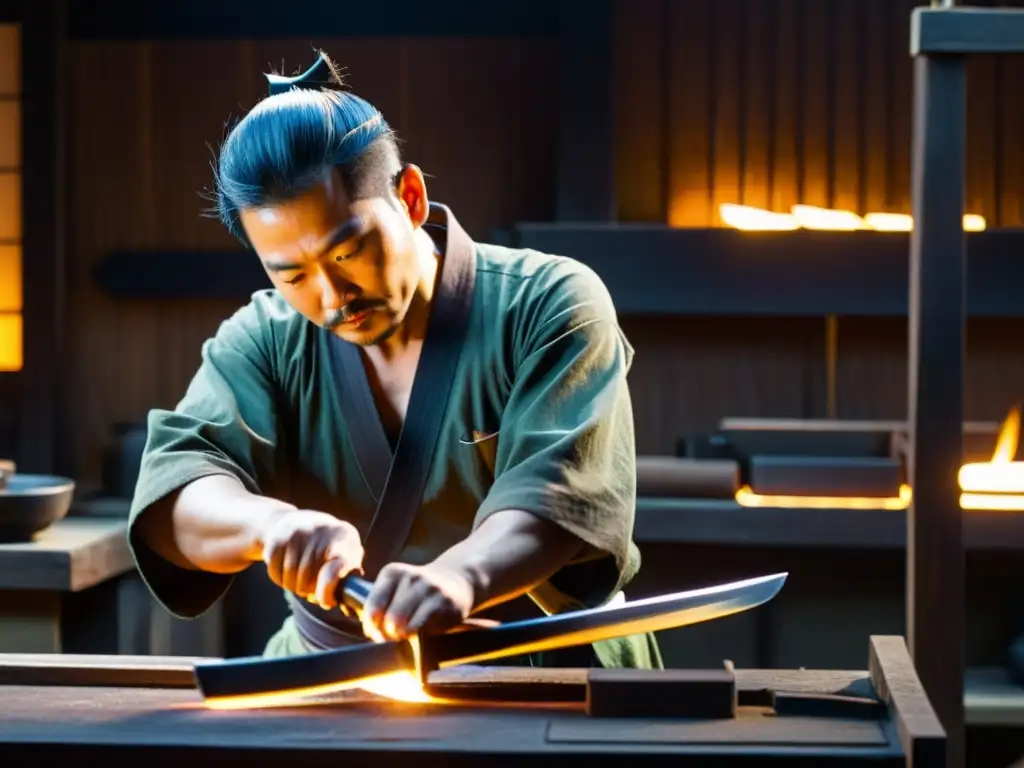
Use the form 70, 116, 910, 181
285, 275, 305, 285
335, 237, 366, 261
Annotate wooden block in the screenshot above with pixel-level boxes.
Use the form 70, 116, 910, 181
586, 664, 737, 719
719, 418, 900, 458
0, 518, 133, 592
0, 653, 212, 687
747, 455, 903, 498
635, 456, 739, 499
868, 635, 946, 768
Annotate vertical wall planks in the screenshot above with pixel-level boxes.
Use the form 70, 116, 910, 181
613, 0, 667, 224
667, 0, 712, 226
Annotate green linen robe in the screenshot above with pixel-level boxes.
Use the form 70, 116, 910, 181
127, 203, 662, 670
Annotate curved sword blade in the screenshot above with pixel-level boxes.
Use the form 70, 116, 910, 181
194, 572, 787, 706
428, 571, 788, 667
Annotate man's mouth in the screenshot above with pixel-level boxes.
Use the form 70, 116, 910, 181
338, 309, 372, 327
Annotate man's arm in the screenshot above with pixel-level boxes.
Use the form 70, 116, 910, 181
431, 508, 583, 613
128, 295, 291, 618
135, 475, 294, 574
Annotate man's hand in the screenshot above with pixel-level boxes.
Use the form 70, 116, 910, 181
361, 562, 476, 641
258, 509, 364, 609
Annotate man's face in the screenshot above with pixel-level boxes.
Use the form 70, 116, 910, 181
239, 166, 428, 346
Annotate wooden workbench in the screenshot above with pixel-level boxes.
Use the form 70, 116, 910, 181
0, 636, 944, 767
0, 517, 221, 656
0, 518, 134, 652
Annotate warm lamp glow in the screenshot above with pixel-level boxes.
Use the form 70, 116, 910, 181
0, 244, 21, 312
735, 483, 912, 510
0, 26, 20, 96
959, 406, 1024, 510
0, 313, 22, 371
791, 205, 866, 231
863, 212, 913, 231
963, 213, 987, 231
720, 204, 798, 231
720, 204, 988, 232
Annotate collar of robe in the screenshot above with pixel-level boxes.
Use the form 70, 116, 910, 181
325, 202, 477, 579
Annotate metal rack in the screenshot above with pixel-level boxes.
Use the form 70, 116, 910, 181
907, 3, 1024, 766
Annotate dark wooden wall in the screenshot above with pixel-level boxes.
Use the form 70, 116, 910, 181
64, 0, 1024, 483
66, 38, 558, 482
615, 0, 1024, 453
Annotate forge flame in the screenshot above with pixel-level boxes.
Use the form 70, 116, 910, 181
959, 406, 1024, 510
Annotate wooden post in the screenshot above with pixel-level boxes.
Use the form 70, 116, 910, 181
907, 24, 967, 768
18, 0, 67, 476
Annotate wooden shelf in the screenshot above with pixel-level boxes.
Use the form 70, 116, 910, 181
510, 225, 1024, 318
634, 498, 1024, 550
93, 227, 1024, 317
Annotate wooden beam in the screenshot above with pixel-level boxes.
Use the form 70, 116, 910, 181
869, 636, 946, 768
555, 0, 615, 221
17, 0, 66, 475
66, 0, 559, 40
92, 228, 1024, 317
906, 47, 967, 768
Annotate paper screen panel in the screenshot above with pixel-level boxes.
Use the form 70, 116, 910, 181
0, 172, 21, 240
0, 26, 19, 97
0, 243, 20, 312
0, 100, 19, 169
0, 312, 21, 371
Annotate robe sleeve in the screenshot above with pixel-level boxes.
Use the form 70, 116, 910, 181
473, 262, 640, 601
127, 296, 284, 619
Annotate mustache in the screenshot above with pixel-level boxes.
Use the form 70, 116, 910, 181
323, 300, 386, 329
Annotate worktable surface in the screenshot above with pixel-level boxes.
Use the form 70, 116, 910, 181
0, 668, 907, 766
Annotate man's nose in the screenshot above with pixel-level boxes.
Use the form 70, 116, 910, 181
318, 271, 352, 311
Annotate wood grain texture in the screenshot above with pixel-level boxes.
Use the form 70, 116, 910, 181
617, 0, 1024, 226
58, 1, 1024, 484
0, 518, 131, 591
65, 38, 556, 484
0, 653, 207, 687
0, 681, 906, 766
868, 635, 946, 768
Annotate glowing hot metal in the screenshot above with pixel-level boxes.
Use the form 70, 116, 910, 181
194, 572, 787, 709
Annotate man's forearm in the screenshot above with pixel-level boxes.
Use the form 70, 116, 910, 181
431, 509, 584, 613
137, 474, 294, 574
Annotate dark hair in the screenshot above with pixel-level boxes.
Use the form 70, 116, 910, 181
213, 60, 402, 245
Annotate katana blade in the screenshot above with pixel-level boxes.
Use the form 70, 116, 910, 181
194, 572, 787, 707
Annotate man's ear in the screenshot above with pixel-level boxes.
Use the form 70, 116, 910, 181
394, 163, 429, 228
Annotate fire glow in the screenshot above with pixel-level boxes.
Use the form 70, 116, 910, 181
959, 406, 1024, 511
735, 408, 1024, 511
203, 669, 439, 711
719, 203, 986, 232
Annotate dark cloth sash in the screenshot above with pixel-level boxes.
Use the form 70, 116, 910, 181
290, 203, 476, 650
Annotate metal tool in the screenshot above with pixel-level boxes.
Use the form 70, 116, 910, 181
194, 571, 787, 707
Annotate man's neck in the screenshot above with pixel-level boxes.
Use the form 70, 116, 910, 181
373, 228, 440, 360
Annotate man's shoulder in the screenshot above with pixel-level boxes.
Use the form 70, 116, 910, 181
213, 289, 309, 352
475, 243, 616, 321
